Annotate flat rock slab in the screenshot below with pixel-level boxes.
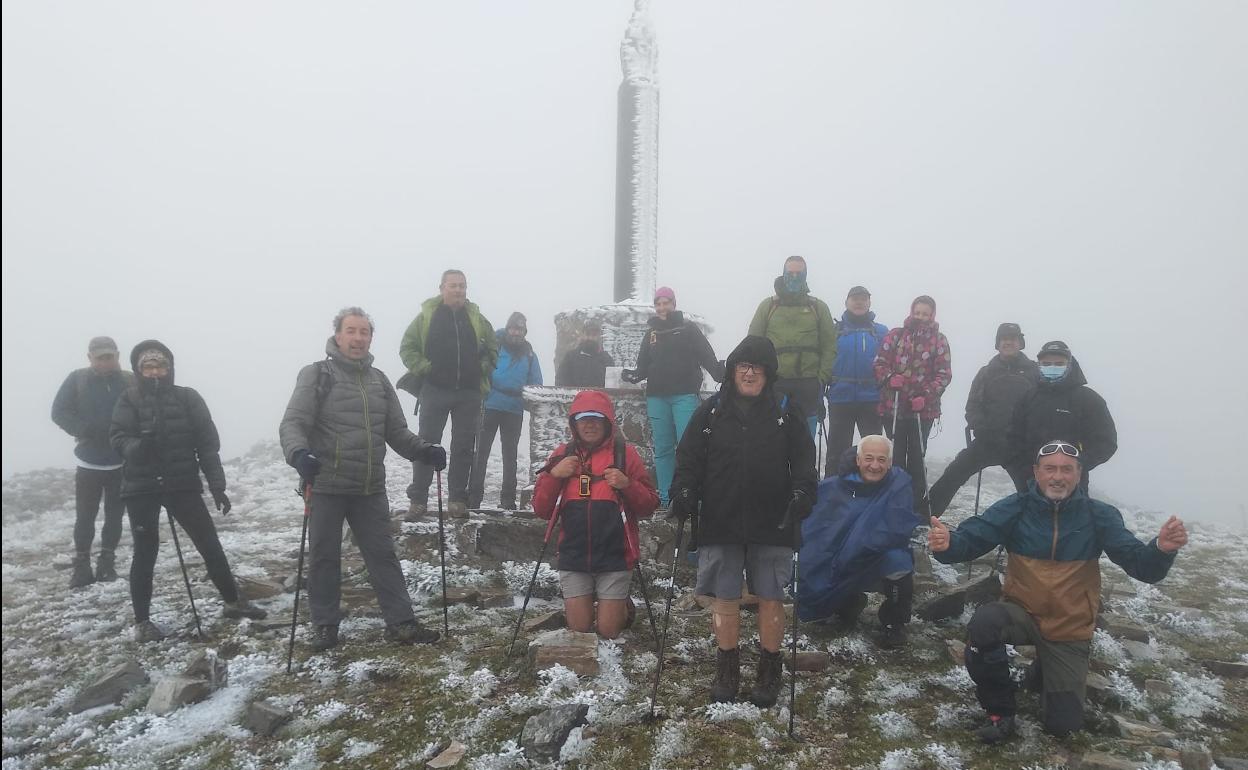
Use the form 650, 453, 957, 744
521, 703, 589, 762
946, 639, 967, 665
1202, 660, 1248, 678
440, 587, 481, 607
523, 610, 566, 633
1084, 672, 1112, 705
1180, 748, 1214, 770
251, 615, 296, 632
916, 573, 1002, 622
785, 651, 830, 672
70, 660, 148, 713
427, 740, 467, 768
243, 700, 292, 736
1110, 715, 1177, 746
1214, 757, 1248, 770
1145, 679, 1173, 698
147, 676, 212, 716
476, 586, 514, 608
235, 575, 286, 600
529, 629, 599, 676
1120, 639, 1161, 661
184, 650, 228, 689
1073, 751, 1142, 770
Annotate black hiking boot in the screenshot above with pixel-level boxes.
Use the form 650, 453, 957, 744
134, 620, 167, 643
877, 623, 908, 650
95, 549, 118, 582
404, 502, 427, 522
310, 624, 339, 651
223, 598, 268, 620
833, 592, 868, 631
709, 647, 740, 703
69, 552, 95, 589
975, 714, 1017, 744
386, 619, 439, 645
500, 498, 517, 511
748, 648, 785, 708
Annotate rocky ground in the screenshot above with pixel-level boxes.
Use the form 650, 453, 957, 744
3, 442, 1246, 770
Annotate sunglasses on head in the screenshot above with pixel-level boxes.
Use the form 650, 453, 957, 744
1038, 441, 1080, 459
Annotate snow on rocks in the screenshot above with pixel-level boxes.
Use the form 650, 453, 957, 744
68, 660, 147, 714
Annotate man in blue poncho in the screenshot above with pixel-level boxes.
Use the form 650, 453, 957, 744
797, 435, 923, 648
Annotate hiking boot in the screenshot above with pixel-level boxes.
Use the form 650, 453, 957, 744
223, 598, 268, 620
974, 714, 1017, 744
833, 592, 868, 630
95, 549, 118, 582
134, 620, 167, 643
448, 502, 470, 519
310, 624, 339, 651
500, 498, 517, 511
709, 647, 740, 703
878, 623, 908, 650
69, 551, 95, 589
748, 648, 785, 708
404, 502, 427, 522
386, 619, 439, 645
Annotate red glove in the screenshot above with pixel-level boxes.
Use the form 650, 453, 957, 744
888, 374, 906, 389
910, 396, 926, 412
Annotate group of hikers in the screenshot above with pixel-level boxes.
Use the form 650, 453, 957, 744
51, 257, 1187, 744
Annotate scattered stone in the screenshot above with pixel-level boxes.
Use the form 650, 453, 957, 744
242, 700, 292, 736
916, 573, 1003, 622
340, 586, 379, 613
523, 610, 566, 633
1144, 679, 1173, 698
912, 547, 934, 578
1156, 604, 1208, 622
427, 740, 467, 768
946, 639, 966, 665
1214, 756, 1248, 770
441, 587, 481, 607
1109, 715, 1176, 746
475, 519, 548, 563
147, 676, 212, 716
520, 703, 589, 762
1084, 672, 1112, 705
785, 652, 829, 672
1119, 639, 1161, 662
1073, 751, 1141, 770
528, 629, 599, 676
1096, 614, 1151, 644
183, 650, 228, 689
69, 660, 148, 713
672, 592, 706, 612
1179, 748, 1213, 770
234, 575, 286, 600
251, 615, 295, 632
1202, 659, 1248, 678
476, 586, 513, 608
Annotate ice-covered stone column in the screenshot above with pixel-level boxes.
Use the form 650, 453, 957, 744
613, 0, 659, 304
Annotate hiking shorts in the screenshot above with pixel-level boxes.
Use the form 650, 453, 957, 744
695, 544, 793, 601
559, 570, 632, 600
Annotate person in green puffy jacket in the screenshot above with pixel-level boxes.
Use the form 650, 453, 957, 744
398, 269, 497, 520
747, 255, 837, 438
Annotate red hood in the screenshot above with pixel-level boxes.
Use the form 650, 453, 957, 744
567, 389, 617, 444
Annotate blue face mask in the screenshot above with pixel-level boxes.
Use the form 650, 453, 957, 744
1040, 364, 1067, 381
782, 273, 807, 293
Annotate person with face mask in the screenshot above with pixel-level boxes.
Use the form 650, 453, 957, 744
468, 312, 543, 510
873, 295, 952, 515
1004, 340, 1117, 492
110, 341, 267, 642
929, 441, 1186, 743
797, 435, 923, 648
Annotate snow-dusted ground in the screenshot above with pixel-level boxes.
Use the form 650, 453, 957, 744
3, 447, 1246, 769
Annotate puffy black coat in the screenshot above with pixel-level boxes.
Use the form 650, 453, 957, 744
631, 311, 724, 396
110, 340, 227, 498
671, 335, 817, 548
1006, 357, 1117, 471
965, 353, 1041, 441
555, 343, 613, 388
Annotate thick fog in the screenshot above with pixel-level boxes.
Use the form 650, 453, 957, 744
3, 2, 1245, 528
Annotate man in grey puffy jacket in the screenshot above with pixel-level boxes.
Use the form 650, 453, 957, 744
279, 307, 447, 651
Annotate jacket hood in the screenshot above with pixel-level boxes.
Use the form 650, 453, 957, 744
772, 275, 811, 300
1040, 356, 1089, 390
648, 310, 685, 329
129, 339, 176, 387
902, 315, 941, 335
496, 327, 533, 354
567, 389, 617, 447
840, 310, 877, 326
325, 336, 375, 369
721, 335, 779, 398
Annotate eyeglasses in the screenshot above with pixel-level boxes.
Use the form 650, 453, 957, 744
1038, 441, 1080, 459
734, 362, 764, 375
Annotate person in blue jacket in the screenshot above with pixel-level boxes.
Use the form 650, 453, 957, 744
824, 286, 889, 476
468, 312, 542, 510
798, 434, 922, 648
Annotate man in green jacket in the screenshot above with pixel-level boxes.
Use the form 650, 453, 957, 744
399, 269, 497, 520
747, 255, 837, 438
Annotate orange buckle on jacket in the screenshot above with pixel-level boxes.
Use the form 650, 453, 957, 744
578, 474, 592, 497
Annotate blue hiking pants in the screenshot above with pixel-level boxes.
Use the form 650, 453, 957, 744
646, 393, 700, 504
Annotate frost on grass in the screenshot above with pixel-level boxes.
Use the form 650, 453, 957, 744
870, 710, 919, 740
559, 726, 594, 763
441, 666, 500, 703
927, 665, 973, 691
502, 560, 559, 595
649, 721, 687, 769
1092, 628, 1129, 667
827, 634, 877, 664
817, 686, 850, 717
1166, 670, 1224, 720
469, 739, 529, 770
1107, 670, 1147, 712
703, 701, 764, 722
879, 743, 964, 770
341, 737, 381, 759
866, 670, 923, 704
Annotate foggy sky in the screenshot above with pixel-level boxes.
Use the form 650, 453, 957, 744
3, 2, 1246, 527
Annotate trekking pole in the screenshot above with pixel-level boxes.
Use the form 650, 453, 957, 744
633, 561, 661, 652
965, 427, 983, 581
287, 485, 312, 673
890, 389, 900, 438
779, 506, 802, 741
167, 512, 204, 639
647, 514, 687, 721
915, 412, 931, 503
816, 419, 826, 480
505, 506, 563, 662
436, 470, 449, 638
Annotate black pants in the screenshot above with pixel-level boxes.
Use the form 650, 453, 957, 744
884, 414, 933, 514
927, 439, 1030, 516
408, 383, 484, 505
125, 491, 239, 622
74, 467, 125, 553
825, 402, 884, 476
468, 409, 524, 509
833, 572, 914, 627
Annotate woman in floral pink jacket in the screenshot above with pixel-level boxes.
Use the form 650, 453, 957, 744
873, 295, 952, 515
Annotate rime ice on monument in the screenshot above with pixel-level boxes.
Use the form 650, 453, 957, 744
614, 0, 659, 304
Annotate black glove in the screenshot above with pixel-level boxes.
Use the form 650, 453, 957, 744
293, 449, 321, 482
621, 368, 643, 384
668, 488, 696, 524
785, 490, 813, 523
420, 444, 448, 471
211, 488, 232, 516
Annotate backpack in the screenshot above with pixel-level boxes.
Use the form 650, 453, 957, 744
762, 297, 823, 364
701, 391, 792, 437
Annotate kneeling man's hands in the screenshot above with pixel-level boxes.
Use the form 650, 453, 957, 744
928, 516, 950, 552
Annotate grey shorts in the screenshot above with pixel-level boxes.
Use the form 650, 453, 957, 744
559, 570, 632, 600
695, 544, 793, 601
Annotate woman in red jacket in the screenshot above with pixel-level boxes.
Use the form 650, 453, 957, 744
532, 390, 659, 638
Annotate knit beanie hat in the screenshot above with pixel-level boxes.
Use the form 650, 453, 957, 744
654, 286, 676, 303
138, 349, 169, 369
995, 323, 1025, 350
506, 312, 527, 333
